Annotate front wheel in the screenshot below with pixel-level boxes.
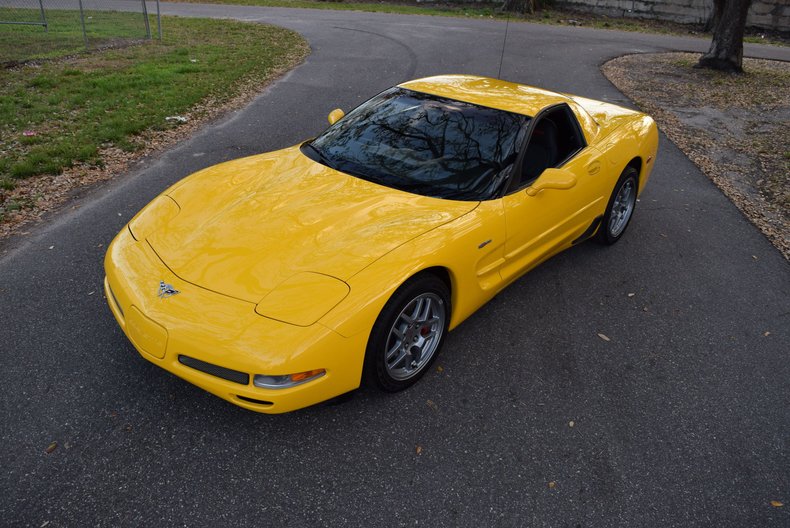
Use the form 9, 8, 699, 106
363, 274, 450, 392
596, 166, 639, 245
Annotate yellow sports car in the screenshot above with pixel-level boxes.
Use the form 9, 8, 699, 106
104, 75, 658, 413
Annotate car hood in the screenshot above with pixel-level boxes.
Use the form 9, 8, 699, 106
147, 146, 477, 303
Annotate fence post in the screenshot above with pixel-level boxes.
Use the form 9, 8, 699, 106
38, 0, 48, 32
156, 0, 162, 40
77, 0, 88, 47
141, 0, 151, 40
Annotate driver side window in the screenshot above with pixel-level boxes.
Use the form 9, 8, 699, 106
520, 105, 585, 186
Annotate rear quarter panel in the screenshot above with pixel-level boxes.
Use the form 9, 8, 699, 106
569, 96, 658, 192
592, 114, 658, 194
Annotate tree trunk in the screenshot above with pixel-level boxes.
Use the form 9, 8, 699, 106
703, 2, 720, 32
696, 0, 752, 73
502, 0, 535, 14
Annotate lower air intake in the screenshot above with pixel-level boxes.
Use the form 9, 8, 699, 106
178, 355, 249, 385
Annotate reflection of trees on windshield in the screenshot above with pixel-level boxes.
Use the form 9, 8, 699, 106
310, 88, 528, 201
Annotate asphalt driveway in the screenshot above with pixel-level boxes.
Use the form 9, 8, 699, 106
1, 5, 788, 526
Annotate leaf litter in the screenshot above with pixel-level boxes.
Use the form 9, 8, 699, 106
603, 53, 789, 260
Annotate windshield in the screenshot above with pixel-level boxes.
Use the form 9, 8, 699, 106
305, 88, 529, 201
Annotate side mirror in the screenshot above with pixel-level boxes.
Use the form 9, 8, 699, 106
327, 108, 345, 125
526, 168, 577, 196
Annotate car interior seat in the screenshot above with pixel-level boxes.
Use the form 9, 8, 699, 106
521, 118, 559, 184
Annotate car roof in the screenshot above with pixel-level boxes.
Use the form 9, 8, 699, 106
399, 75, 571, 117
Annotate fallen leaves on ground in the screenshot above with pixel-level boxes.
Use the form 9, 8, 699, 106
603, 53, 789, 260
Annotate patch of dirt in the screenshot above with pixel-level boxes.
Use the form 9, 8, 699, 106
603, 52, 790, 260
0, 53, 307, 242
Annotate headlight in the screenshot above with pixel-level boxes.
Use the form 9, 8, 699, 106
128, 195, 180, 240
253, 369, 326, 389
255, 272, 349, 326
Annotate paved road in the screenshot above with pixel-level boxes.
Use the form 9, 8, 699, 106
2, 5, 788, 527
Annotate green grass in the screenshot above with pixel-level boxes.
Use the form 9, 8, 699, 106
168, 0, 642, 26
0, 196, 35, 223
0, 14, 308, 205
173, 0, 505, 17
0, 8, 159, 63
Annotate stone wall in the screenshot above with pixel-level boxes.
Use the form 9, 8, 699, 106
551, 0, 789, 32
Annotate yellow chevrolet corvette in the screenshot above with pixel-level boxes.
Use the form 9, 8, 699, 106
104, 75, 658, 413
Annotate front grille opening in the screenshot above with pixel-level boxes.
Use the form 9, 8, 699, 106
236, 395, 274, 406
108, 283, 124, 319
178, 355, 250, 385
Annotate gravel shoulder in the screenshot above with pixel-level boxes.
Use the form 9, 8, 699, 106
603, 52, 789, 259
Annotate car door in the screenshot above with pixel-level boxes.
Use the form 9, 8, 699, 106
500, 105, 608, 282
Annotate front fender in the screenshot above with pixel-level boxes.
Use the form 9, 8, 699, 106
320, 199, 506, 338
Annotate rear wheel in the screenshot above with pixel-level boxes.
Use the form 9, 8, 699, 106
596, 166, 638, 245
363, 274, 450, 392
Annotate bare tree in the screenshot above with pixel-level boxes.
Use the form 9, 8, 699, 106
501, 0, 541, 14
697, 0, 753, 73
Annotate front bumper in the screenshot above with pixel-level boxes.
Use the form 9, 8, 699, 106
104, 226, 367, 414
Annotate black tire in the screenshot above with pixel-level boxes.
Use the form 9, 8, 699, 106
363, 273, 451, 392
596, 166, 639, 245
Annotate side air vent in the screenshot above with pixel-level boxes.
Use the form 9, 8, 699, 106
236, 395, 274, 406
108, 283, 124, 319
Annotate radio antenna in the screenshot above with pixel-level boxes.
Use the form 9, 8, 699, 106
497, 11, 510, 79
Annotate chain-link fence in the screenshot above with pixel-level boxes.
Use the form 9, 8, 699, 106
0, 0, 47, 28
0, 0, 161, 63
